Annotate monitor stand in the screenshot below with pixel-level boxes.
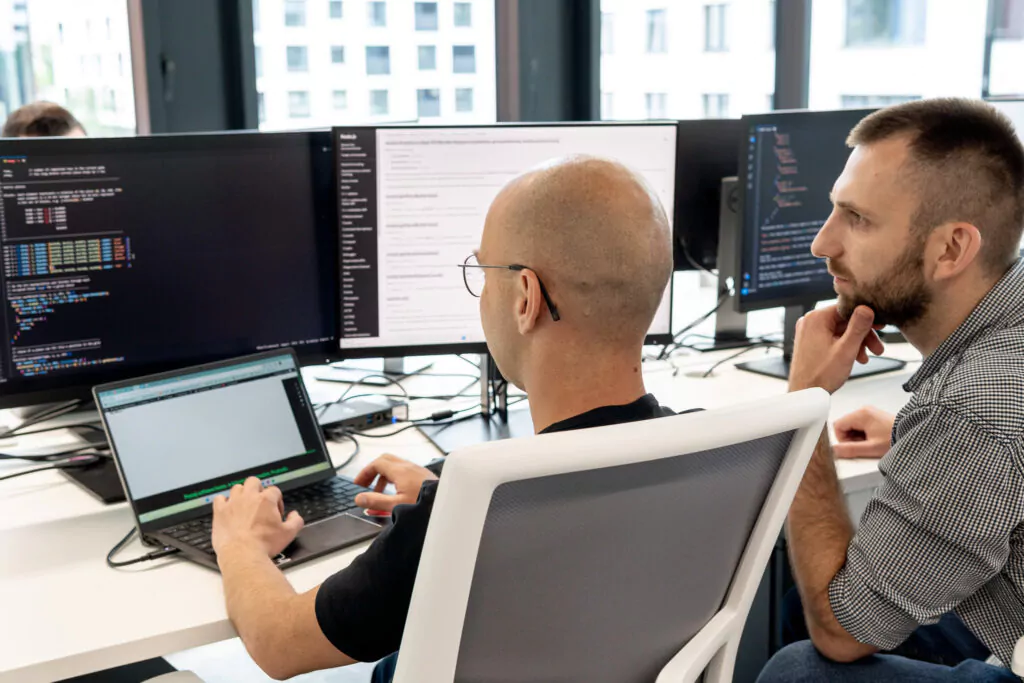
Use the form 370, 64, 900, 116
736, 305, 906, 381
418, 355, 534, 454
318, 357, 434, 385
6, 401, 124, 503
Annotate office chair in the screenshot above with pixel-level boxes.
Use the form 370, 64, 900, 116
393, 389, 829, 683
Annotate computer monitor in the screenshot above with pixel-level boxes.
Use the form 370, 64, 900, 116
0, 131, 338, 410
333, 123, 677, 359
673, 118, 744, 271
734, 108, 904, 379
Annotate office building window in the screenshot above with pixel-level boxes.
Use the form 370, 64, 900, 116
453, 45, 476, 73
993, 0, 1024, 39
286, 45, 308, 72
330, 0, 343, 19
255, 46, 262, 78
253, 0, 260, 29
646, 9, 667, 53
846, 0, 927, 46
767, 92, 774, 111
333, 89, 348, 109
417, 88, 441, 117
258, 92, 265, 123
704, 4, 728, 51
645, 92, 667, 118
368, 1, 387, 27
702, 93, 730, 118
370, 89, 389, 115
284, 0, 306, 26
454, 2, 472, 26
602, 13, 614, 54
602, 92, 614, 118
418, 45, 437, 70
770, 0, 777, 48
415, 2, 438, 30
331, 46, 345, 64
288, 90, 311, 117
456, 87, 473, 112
840, 94, 921, 107
366, 46, 390, 74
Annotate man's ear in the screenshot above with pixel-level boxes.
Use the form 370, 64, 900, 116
515, 270, 544, 335
928, 222, 982, 282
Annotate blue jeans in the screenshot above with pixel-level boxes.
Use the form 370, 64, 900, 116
371, 652, 399, 683
758, 641, 1018, 682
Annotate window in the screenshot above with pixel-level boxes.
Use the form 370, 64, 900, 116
418, 45, 437, 70
453, 45, 476, 73
993, 0, 1024, 39
454, 2, 472, 27
253, 0, 260, 30
646, 9, 667, 53
333, 89, 348, 109
702, 93, 729, 118
704, 4, 728, 51
645, 92, 667, 118
286, 46, 308, 72
285, 0, 306, 27
251, 0, 496, 128
103, 87, 116, 111
370, 89, 389, 115
288, 90, 311, 117
415, 2, 438, 30
258, 92, 266, 123
840, 94, 921, 107
988, 0, 1024, 97
255, 46, 262, 78
602, 13, 614, 54
846, 0, 927, 46
602, 92, 614, 118
417, 88, 441, 117
368, 1, 387, 27
366, 46, 390, 74
105, 17, 112, 40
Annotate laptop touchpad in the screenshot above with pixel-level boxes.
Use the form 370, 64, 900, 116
283, 513, 382, 563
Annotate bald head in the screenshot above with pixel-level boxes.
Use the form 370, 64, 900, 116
481, 156, 672, 346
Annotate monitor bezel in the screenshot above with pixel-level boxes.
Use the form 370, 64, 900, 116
0, 130, 341, 410
734, 108, 876, 313
331, 121, 678, 359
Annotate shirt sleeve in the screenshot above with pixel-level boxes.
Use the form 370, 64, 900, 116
828, 405, 1024, 650
314, 480, 437, 663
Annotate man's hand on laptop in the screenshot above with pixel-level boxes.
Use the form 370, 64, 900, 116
212, 477, 304, 557
352, 454, 438, 515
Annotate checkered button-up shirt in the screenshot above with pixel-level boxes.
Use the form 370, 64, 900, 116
828, 259, 1024, 668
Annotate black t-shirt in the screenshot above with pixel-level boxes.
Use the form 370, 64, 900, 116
314, 393, 678, 663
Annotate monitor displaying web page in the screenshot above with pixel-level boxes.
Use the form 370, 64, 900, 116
334, 124, 677, 356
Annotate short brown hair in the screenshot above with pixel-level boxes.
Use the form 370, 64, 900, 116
2, 101, 85, 138
847, 98, 1024, 273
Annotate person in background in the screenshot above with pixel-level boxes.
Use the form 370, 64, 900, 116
2, 101, 86, 138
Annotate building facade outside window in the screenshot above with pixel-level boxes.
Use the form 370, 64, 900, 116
417, 87, 440, 116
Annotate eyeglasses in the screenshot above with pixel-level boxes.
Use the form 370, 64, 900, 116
459, 253, 561, 322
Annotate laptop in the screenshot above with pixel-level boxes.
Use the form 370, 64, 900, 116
94, 349, 386, 572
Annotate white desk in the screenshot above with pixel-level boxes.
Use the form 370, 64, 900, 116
0, 345, 921, 683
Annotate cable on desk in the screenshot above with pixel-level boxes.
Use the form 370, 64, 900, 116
656, 289, 732, 361
694, 342, 782, 379
315, 373, 411, 418
0, 454, 106, 482
0, 443, 111, 463
1, 422, 105, 439
456, 354, 481, 370
325, 431, 361, 471
0, 400, 84, 439
106, 528, 180, 569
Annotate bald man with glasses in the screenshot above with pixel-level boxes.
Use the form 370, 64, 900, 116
208, 156, 680, 682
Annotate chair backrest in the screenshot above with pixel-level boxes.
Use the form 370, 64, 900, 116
393, 389, 829, 683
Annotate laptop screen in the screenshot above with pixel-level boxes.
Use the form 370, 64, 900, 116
96, 353, 331, 527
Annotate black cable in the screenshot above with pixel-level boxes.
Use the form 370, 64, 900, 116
656, 290, 732, 360
698, 342, 781, 379
0, 443, 111, 463
678, 236, 717, 277
456, 354, 481, 370
106, 528, 180, 569
0, 454, 105, 482
1, 422, 105, 438
325, 431, 361, 471
315, 373, 411, 418
0, 400, 84, 439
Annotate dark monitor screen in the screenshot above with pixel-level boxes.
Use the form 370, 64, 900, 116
334, 123, 677, 359
0, 131, 337, 408
673, 118, 743, 271
737, 108, 875, 312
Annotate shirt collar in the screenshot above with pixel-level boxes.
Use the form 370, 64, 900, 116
905, 258, 1024, 392
540, 394, 664, 434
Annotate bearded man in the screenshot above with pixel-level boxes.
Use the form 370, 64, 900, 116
757, 98, 1024, 683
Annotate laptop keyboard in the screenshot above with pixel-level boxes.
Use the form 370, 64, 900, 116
163, 477, 369, 555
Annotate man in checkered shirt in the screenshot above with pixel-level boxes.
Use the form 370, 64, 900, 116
758, 98, 1024, 682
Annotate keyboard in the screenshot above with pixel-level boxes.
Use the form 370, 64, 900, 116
162, 477, 368, 555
